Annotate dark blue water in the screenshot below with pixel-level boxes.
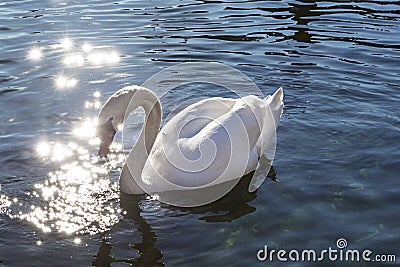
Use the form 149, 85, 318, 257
0, 0, 399, 266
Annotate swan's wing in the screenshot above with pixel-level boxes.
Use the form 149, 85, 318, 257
144, 96, 266, 189
191, 96, 264, 150
163, 97, 237, 138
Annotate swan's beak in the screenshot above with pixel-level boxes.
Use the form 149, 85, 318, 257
98, 147, 108, 158
99, 137, 113, 158
97, 130, 116, 157
96, 118, 116, 158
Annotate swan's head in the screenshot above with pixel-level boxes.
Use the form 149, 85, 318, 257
96, 86, 161, 157
96, 87, 138, 157
96, 117, 117, 158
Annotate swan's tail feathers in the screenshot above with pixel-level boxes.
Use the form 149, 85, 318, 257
264, 87, 284, 128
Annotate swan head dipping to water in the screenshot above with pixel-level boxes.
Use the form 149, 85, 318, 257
97, 117, 116, 158
97, 87, 161, 158
96, 85, 283, 205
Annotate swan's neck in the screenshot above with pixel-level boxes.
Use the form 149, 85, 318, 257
131, 91, 161, 156
116, 87, 162, 194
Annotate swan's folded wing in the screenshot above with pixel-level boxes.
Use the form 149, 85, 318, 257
164, 97, 237, 138
143, 97, 265, 189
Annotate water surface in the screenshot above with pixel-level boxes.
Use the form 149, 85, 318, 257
0, 0, 399, 266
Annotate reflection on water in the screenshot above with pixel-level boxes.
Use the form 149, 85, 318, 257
20, 140, 124, 234
167, 167, 277, 223
93, 195, 164, 267
82, 43, 93, 53
0, 194, 12, 216
28, 47, 42, 60
73, 118, 99, 139
87, 52, 120, 65
0, 91, 128, 236
60, 38, 74, 50
85, 91, 102, 110
26, 37, 120, 90
92, 168, 277, 266
63, 54, 85, 66
55, 75, 78, 89
16, 90, 130, 234
288, 0, 317, 43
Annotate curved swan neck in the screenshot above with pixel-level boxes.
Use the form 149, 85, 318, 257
99, 86, 161, 153
123, 88, 161, 155
138, 92, 162, 155
99, 86, 162, 195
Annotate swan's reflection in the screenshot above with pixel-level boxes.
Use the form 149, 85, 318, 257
275, 0, 317, 43
93, 195, 164, 267
167, 166, 277, 222
93, 167, 277, 266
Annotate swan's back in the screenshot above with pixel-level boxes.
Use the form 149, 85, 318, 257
141, 88, 284, 192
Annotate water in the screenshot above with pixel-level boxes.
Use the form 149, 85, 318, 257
0, 0, 399, 266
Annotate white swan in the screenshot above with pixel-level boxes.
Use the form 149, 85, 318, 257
96, 86, 283, 197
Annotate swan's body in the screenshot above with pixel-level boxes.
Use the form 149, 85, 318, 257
97, 86, 283, 196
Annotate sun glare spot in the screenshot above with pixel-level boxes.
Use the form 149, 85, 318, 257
24, 131, 126, 234
61, 38, 73, 50
94, 101, 101, 109
87, 51, 120, 65
73, 118, 97, 138
37, 142, 51, 157
85, 100, 102, 110
28, 48, 42, 60
0, 194, 11, 213
87, 53, 106, 65
63, 54, 84, 66
56, 76, 67, 87
55, 75, 78, 89
68, 142, 78, 150
89, 137, 101, 146
67, 79, 78, 88
93, 91, 101, 98
52, 143, 73, 161
41, 185, 57, 201
110, 143, 123, 151
82, 43, 93, 53
108, 52, 120, 63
